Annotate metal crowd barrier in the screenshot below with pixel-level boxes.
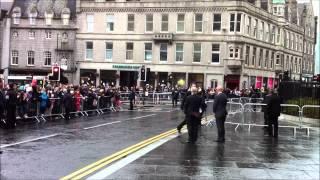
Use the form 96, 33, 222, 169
11, 96, 115, 124
204, 101, 317, 136
120, 92, 178, 105
301, 105, 320, 136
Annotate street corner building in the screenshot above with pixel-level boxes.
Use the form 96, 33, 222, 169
0, 0, 318, 89
0, 0, 77, 85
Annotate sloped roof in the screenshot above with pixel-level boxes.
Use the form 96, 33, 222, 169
11, 0, 76, 18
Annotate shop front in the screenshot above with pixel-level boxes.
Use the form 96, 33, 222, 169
188, 73, 204, 88
224, 75, 240, 90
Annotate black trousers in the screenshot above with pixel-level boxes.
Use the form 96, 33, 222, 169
177, 117, 186, 131
186, 116, 200, 142
6, 106, 16, 128
129, 100, 133, 110
65, 108, 71, 120
215, 116, 226, 141
172, 99, 178, 107
268, 116, 279, 137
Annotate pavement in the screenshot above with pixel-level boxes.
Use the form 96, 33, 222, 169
0, 105, 319, 180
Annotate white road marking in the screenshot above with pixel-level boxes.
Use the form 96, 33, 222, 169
0, 133, 62, 148
86, 130, 186, 180
83, 121, 121, 130
122, 114, 156, 121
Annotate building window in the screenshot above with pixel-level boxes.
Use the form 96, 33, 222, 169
296, 34, 299, 51
265, 24, 270, 42
271, 26, 275, 43
292, 33, 295, 50
236, 13, 241, 32
194, 14, 203, 32
294, 57, 297, 73
106, 15, 114, 32
212, 44, 220, 63
259, 21, 264, 41
175, 43, 184, 62
161, 14, 169, 32
253, 19, 258, 38
13, 17, 20, 25
46, 31, 52, 39
29, 31, 35, 39
258, 49, 263, 67
160, 43, 168, 61
126, 42, 134, 60
44, 51, 52, 66
146, 14, 153, 32
12, 31, 18, 38
11, 50, 19, 65
276, 27, 281, 43
230, 14, 235, 32
213, 14, 221, 31
265, 50, 269, 68
299, 36, 303, 51
286, 31, 290, 48
144, 43, 152, 61
86, 14, 94, 32
245, 46, 250, 65
246, 16, 251, 35
252, 47, 256, 66
29, 17, 36, 25
105, 42, 113, 61
229, 48, 234, 58
229, 47, 240, 59
272, 52, 277, 68
27, 51, 35, 65
177, 14, 185, 32
193, 43, 201, 62
45, 11, 53, 25
127, 14, 135, 32
86, 42, 93, 60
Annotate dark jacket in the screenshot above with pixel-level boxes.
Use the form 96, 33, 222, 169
213, 92, 228, 119
63, 93, 73, 109
184, 94, 204, 118
262, 94, 271, 112
129, 91, 135, 101
0, 90, 4, 109
181, 91, 191, 111
267, 94, 282, 118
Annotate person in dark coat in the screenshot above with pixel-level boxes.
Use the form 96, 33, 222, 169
184, 85, 205, 144
212, 86, 228, 143
171, 88, 179, 108
266, 89, 283, 138
0, 81, 5, 121
5, 83, 17, 129
63, 89, 73, 120
176, 88, 192, 133
262, 89, 271, 130
129, 87, 135, 110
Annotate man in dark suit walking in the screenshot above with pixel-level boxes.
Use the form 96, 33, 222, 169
183, 85, 205, 143
267, 89, 282, 138
212, 86, 228, 143
176, 86, 192, 133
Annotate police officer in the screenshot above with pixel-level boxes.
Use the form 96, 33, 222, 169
5, 83, 17, 129
171, 88, 179, 108
184, 85, 205, 144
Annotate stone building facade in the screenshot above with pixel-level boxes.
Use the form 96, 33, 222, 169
2, 0, 77, 84
74, 0, 317, 89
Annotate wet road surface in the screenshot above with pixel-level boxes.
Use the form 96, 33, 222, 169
0, 106, 319, 180
0, 106, 182, 179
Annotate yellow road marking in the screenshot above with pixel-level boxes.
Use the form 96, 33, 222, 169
60, 128, 178, 180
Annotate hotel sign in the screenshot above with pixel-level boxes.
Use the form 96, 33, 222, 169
112, 64, 141, 71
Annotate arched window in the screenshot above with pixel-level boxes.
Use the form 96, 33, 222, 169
29, 7, 38, 25
12, 7, 21, 25
61, 8, 71, 26
45, 10, 54, 25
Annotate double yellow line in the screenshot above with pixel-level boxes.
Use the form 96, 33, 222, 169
60, 128, 178, 180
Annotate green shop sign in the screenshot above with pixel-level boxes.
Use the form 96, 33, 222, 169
112, 64, 141, 70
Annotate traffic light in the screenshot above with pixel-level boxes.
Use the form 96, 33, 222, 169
140, 65, 146, 81
49, 66, 60, 81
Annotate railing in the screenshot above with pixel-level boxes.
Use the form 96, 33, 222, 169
120, 92, 180, 105
5, 96, 117, 124
204, 99, 318, 136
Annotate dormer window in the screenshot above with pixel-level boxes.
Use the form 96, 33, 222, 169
12, 7, 21, 25
29, 8, 38, 25
45, 10, 54, 26
61, 8, 71, 26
